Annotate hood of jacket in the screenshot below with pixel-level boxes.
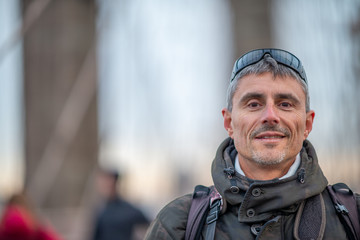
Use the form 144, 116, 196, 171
211, 138, 328, 223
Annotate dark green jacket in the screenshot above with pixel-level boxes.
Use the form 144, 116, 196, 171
145, 138, 360, 239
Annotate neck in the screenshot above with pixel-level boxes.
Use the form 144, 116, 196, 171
239, 156, 296, 181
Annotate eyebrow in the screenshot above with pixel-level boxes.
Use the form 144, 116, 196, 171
275, 93, 301, 105
239, 92, 265, 105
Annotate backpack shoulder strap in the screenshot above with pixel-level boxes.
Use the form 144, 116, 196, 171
185, 185, 212, 240
327, 183, 360, 240
205, 186, 222, 240
185, 185, 222, 240
294, 193, 326, 240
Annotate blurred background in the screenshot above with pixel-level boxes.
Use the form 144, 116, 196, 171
0, 0, 359, 239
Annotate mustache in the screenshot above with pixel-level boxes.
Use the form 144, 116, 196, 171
250, 124, 290, 139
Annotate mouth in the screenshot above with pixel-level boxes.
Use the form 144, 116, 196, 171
254, 132, 286, 142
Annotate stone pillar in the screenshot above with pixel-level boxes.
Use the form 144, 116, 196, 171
229, 0, 273, 58
22, 0, 98, 236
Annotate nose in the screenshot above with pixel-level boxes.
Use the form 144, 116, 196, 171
261, 104, 280, 125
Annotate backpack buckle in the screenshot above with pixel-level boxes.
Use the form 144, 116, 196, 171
207, 199, 221, 224
335, 203, 349, 214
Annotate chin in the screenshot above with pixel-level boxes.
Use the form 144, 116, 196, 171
251, 151, 286, 166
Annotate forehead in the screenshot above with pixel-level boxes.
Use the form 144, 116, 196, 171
234, 72, 306, 101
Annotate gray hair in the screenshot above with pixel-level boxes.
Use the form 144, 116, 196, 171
226, 55, 310, 112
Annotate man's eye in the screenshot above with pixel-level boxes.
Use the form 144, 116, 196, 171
248, 102, 261, 108
279, 102, 292, 108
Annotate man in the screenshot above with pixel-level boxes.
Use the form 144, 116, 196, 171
92, 167, 149, 240
145, 48, 360, 239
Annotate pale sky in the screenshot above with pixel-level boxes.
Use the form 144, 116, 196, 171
0, 0, 24, 198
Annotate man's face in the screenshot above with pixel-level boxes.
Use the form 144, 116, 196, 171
96, 172, 117, 199
222, 72, 314, 166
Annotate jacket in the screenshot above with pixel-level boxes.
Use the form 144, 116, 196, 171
93, 197, 149, 240
145, 138, 360, 239
0, 205, 63, 240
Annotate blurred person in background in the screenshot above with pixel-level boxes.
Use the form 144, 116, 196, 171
145, 49, 360, 239
0, 192, 63, 240
92, 167, 149, 240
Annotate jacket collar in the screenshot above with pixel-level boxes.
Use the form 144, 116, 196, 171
211, 138, 328, 223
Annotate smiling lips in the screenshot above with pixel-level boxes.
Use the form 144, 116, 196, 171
255, 132, 286, 142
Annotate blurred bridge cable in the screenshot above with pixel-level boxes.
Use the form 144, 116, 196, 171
0, 0, 53, 65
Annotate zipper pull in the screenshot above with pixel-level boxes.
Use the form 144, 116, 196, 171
223, 167, 235, 179
297, 169, 305, 184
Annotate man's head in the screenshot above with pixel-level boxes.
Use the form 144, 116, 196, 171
96, 167, 120, 199
222, 49, 315, 171
226, 49, 310, 113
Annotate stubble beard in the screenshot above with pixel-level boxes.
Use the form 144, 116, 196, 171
251, 149, 286, 166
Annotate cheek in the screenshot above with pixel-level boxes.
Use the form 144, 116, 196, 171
233, 115, 257, 139
291, 117, 307, 139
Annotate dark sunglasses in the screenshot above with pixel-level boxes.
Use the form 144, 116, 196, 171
230, 48, 307, 84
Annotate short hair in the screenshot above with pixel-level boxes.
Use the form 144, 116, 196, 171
98, 167, 120, 182
226, 54, 310, 112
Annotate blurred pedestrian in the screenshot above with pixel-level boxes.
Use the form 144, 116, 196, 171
92, 167, 149, 240
0, 192, 63, 240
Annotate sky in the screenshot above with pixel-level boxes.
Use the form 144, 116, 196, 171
96, 0, 234, 206
0, 0, 24, 198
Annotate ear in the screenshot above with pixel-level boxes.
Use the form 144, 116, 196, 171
304, 110, 315, 139
222, 108, 234, 138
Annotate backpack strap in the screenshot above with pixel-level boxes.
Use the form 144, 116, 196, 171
185, 185, 223, 240
294, 193, 326, 240
185, 185, 212, 240
204, 186, 222, 240
327, 183, 360, 240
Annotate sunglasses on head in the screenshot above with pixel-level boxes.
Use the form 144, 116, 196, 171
230, 48, 307, 84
